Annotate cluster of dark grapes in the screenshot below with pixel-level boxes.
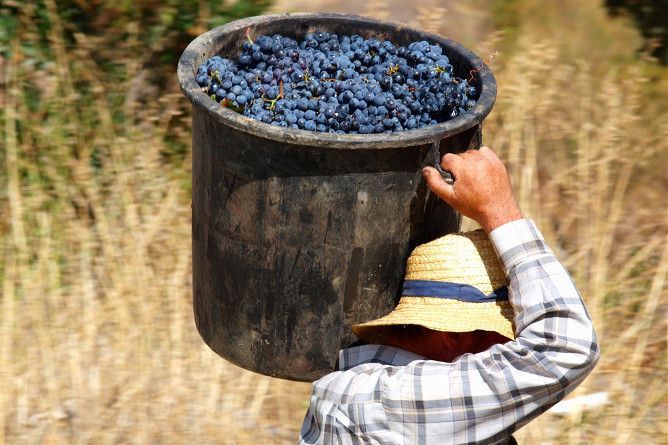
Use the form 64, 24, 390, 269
195, 30, 477, 134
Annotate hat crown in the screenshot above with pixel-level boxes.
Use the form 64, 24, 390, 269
405, 229, 507, 295
352, 229, 516, 343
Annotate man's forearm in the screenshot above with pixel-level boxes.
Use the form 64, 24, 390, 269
488, 218, 600, 415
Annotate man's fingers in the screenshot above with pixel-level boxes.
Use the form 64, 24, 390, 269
422, 167, 455, 203
440, 153, 463, 177
460, 149, 481, 158
478, 145, 499, 161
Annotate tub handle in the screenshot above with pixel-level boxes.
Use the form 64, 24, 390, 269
434, 162, 455, 185
430, 141, 455, 185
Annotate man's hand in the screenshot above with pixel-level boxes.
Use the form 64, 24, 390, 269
422, 146, 523, 232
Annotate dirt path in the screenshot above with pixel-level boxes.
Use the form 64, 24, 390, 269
268, 0, 492, 50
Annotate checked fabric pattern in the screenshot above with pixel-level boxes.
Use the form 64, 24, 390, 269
299, 219, 599, 445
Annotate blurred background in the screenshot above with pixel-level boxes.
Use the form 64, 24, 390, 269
0, 0, 666, 443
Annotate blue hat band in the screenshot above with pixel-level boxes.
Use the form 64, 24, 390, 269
402, 280, 509, 303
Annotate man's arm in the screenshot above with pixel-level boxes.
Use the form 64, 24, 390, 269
376, 147, 600, 442
375, 216, 599, 443
300, 147, 599, 445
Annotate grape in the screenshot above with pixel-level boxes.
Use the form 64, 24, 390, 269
194, 30, 479, 134
265, 87, 278, 100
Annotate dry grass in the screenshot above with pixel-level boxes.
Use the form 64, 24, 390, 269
2, 1, 667, 444
482, 41, 667, 445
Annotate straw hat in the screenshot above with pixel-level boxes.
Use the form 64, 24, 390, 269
352, 229, 515, 344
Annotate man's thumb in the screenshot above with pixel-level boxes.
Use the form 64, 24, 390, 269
422, 167, 455, 203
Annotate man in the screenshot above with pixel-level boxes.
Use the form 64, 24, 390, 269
299, 146, 600, 444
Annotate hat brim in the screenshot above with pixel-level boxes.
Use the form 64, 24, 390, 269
352, 296, 515, 344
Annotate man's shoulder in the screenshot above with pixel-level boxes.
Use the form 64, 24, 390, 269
309, 344, 425, 405
337, 344, 427, 370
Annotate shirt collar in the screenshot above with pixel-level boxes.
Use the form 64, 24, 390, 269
338, 344, 427, 371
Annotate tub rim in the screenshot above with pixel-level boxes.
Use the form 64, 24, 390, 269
177, 12, 497, 150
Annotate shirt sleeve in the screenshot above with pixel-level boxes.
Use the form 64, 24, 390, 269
299, 219, 600, 445
378, 218, 600, 444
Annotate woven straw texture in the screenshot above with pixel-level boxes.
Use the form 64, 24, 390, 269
353, 229, 516, 343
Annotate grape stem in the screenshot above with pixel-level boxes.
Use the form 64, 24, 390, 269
261, 80, 284, 110
468, 50, 499, 83
221, 97, 245, 114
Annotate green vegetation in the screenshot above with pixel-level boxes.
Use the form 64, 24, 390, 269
605, 0, 668, 64
1, 0, 271, 67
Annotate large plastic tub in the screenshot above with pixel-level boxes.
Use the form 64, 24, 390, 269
178, 13, 496, 381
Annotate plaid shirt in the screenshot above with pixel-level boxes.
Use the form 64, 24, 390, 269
299, 219, 599, 445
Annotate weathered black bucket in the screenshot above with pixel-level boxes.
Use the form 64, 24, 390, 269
178, 13, 496, 381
